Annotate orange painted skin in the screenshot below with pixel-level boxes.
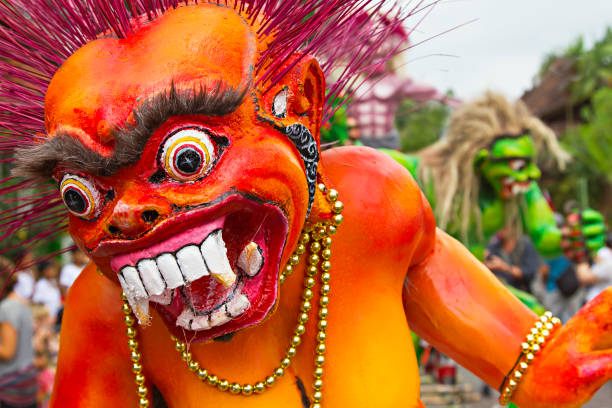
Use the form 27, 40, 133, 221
46, 4, 612, 407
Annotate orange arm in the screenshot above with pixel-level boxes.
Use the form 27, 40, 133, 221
403, 229, 536, 389
50, 263, 139, 407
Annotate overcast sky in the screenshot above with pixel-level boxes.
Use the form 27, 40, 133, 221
399, 0, 612, 100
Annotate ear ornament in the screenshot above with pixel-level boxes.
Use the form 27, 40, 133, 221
284, 123, 319, 216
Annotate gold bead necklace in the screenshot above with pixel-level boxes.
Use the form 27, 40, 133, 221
123, 184, 343, 407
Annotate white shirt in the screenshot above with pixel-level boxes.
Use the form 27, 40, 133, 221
586, 247, 612, 302
13, 270, 35, 300
32, 278, 62, 318
59, 263, 84, 289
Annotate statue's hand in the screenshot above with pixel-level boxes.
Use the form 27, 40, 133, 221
514, 286, 612, 407
564, 209, 606, 262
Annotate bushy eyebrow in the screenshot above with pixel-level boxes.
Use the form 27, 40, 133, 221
12, 82, 247, 180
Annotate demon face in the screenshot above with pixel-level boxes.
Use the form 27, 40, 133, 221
474, 133, 541, 199
27, 4, 325, 342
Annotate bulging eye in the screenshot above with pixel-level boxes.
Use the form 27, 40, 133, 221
510, 159, 527, 171
161, 128, 215, 181
60, 175, 102, 219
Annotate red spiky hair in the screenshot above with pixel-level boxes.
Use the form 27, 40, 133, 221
0, 0, 431, 257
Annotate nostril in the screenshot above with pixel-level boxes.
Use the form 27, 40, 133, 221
142, 210, 160, 224
108, 225, 122, 235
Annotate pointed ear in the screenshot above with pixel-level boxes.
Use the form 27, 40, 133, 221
258, 55, 325, 141
474, 148, 489, 168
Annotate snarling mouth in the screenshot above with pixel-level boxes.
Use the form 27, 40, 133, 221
104, 195, 288, 342
501, 176, 531, 197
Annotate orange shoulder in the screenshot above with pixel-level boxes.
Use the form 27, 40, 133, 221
321, 146, 436, 268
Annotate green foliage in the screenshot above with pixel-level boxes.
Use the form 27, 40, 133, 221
535, 28, 612, 225
320, 104, 347, 145
544, 87, 612, 224
564, 87, 612, 183
571, 28, 612, 104
537, 28, 612, 103
0, 160, 65, 259
395, 98, 450, 152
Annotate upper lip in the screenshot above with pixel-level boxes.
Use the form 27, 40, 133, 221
91, 193, 278, 258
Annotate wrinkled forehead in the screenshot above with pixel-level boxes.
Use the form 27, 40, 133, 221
489, 135, 535, 160
45, 4, 257, 148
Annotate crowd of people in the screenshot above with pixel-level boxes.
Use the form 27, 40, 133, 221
0, 248, 87, 408
484, 219, 612, 324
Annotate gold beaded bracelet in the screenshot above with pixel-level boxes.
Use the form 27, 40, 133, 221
498, 311, 561, 405
122, 183, 343, 408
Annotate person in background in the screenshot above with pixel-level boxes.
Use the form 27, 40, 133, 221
343, 116, 363, 146
32, 261, 62, 323
484, 226, 541, 293
58, 248, 88, 297
32, 305, 57, 408
576, 232, 612, 303
0, 263, 37, 408
539, 221, 583, 323
12, 251, 35, 302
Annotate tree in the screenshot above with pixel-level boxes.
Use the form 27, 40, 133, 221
533, 28, 612, 224
395, 98, 451, 152
557, 88, 612, 221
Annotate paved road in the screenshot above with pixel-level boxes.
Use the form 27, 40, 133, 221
457, 366, 612, 408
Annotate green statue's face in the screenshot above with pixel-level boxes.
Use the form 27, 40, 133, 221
475, 134, 541, 199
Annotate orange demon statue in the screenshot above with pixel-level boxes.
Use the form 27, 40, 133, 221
0, 1, 611, 407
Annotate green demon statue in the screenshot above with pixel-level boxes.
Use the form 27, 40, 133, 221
383, 91, 605, 260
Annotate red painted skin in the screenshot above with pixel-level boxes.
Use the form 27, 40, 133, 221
47, 4, 612, 407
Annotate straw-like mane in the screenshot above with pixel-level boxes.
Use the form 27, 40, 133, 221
419, 91, 570, 240
0, 0, 432, 255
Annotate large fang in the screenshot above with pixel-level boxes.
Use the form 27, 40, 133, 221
237, 242, 264, 277
121, 266, 148, 298
118, 274, 150, 325
201, 230, 236, 287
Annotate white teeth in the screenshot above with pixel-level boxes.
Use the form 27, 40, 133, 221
174, 292, 250, 331
176, 308, 211, 331
121, 266, 148, 298
237, 242, 264, 277
210, 307, 232, 327
190, 315, 211, 331
118, 273, 150, 325
201, 230, 236, 288
176, 245, 209, 282
176, 307, 195, 329
503, 177, 514, 185
512, 184, 521, 195
226, 294, 250, 317
116, 228, 249, 329
149, 289, 173, 305
156, 253, 186, 289
137, 259, 165, 296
